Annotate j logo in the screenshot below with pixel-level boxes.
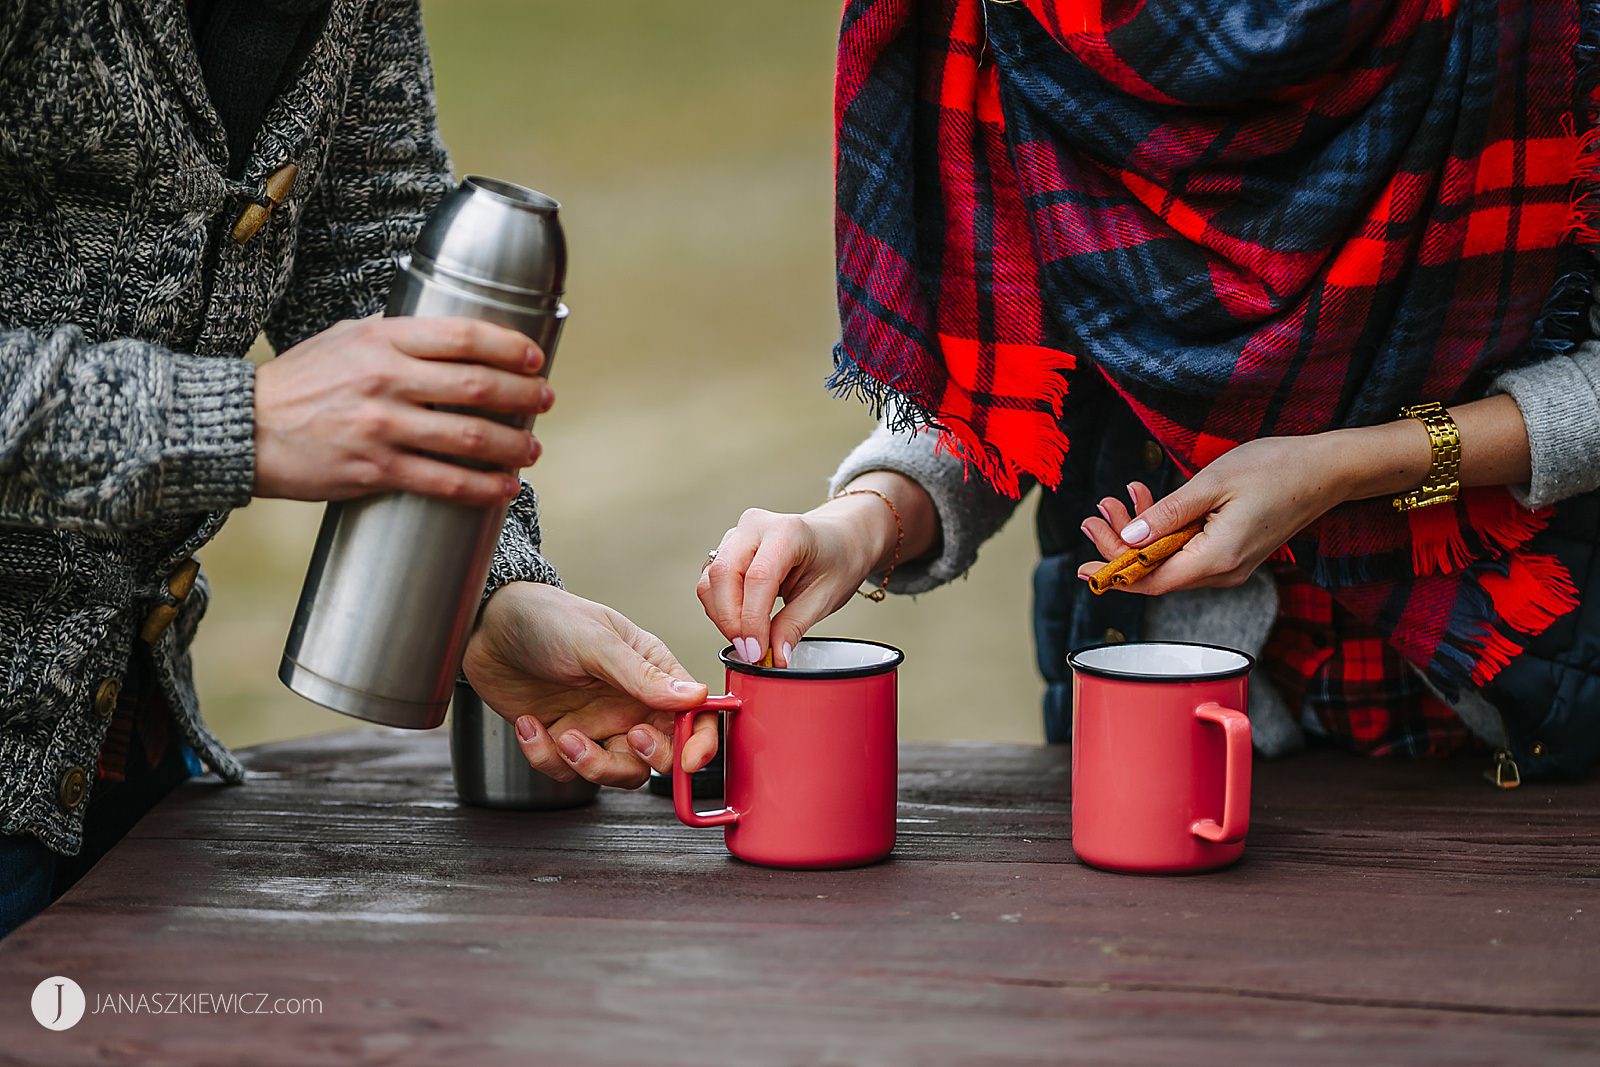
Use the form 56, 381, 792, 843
30, 976, 85, 1030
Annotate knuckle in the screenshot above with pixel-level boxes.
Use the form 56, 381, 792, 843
1152, 500, 1184, 528
775, 515, 807, 542
460, 370, 493, 405
441, 319, 475, 357
357, 403, 390, 440
745, 560, 782, 587
458, 420, 488, 451
739, 507, 770, 526
439, 471, 475, 501
354, 459, 387, 491
355, 354, 392, 397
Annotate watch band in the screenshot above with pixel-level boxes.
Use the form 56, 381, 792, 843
1392, 401, 1462, 512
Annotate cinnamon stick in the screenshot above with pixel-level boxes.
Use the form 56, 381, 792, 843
1087, 521, 1203, 595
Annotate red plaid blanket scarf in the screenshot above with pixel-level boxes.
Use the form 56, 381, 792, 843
831, 0, 1593, 736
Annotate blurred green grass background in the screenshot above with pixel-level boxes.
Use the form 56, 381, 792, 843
192, 0, 1045, 749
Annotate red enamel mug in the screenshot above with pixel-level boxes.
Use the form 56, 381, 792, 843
1068, 641, 1253, 874
672, 638, 902, 869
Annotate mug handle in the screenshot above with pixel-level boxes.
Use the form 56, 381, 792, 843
1190, 702, 1251, 844
673, 695, 742, 828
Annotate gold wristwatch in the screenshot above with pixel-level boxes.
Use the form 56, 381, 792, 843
1392, 401, 1461, 512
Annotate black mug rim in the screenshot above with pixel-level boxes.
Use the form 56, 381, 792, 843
1068, 640, 1255, 683
720, 636, 904, 680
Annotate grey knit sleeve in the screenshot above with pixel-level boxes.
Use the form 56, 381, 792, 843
0, 326, 255, 530
1491, 339, 1600, 509
482, 482, 563, 602
262, 0, 455, 348
828, 425, 1031, 594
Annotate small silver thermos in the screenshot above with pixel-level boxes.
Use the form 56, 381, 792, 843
280, 177, 568, 729
450, 683, 598, 809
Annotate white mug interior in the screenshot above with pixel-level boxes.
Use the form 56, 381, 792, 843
1072, 642, 1249, 680
729, 639, 900, 673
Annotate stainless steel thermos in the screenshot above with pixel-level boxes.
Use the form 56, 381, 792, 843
280, 176, 569, 730
450, 682, 598, 809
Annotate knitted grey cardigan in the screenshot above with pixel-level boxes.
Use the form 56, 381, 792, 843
0, 0, 559, 855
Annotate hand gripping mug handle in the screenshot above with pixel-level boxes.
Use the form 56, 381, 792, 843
1190, 702, 1252, 844
673, 695, 742, 828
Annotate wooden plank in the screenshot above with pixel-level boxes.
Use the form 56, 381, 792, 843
0, 732, 1595, 1066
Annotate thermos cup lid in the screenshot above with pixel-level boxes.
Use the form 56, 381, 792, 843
409, 176, 567, 300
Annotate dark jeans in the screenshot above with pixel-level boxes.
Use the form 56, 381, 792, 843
0, 712, 193, 940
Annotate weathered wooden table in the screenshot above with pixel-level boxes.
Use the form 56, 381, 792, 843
1, 730, 1596, 1065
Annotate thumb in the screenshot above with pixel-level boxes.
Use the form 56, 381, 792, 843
591, 628, 708, 712
1119, 481, 1214, 547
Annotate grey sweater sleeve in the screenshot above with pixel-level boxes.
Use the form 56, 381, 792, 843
483, 482, 563, 601
1492, 339, 1600, 509
828, 425, 1031, 594
0, 326, 256, 530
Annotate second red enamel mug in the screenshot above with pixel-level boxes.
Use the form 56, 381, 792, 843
672, 638, 902, 869
1068, 641, 1253, 874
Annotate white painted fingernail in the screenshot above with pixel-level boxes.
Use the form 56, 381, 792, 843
669, 678, 699, 695
781, 642, 793, 667
1121, 519, 1150, 544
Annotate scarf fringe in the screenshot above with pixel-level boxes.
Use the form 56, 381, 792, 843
1480, 552, 1582, 636
1467, 627, 1526, 688
827, 340, 1072, 498
1318, 491, 1546, 585
1427, 571, 1516, 696
1406, 502, 1474, 576
1407, 491, 1550, 577
827, 341, 933, 438
1428, 553, 1582, 694
1464, 490, 1553, 555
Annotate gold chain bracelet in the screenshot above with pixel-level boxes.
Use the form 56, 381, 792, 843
831, 488, 904, 602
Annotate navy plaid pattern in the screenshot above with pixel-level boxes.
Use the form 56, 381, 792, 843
832, 0, 1589, 699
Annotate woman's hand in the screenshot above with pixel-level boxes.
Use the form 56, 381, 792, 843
461, 582, 716, 789
1076, 435, 1360, 595
697, 503, 885, 668
697, 472, 937, 667
254, 316, 554, 507
1077, 394, 1536, 595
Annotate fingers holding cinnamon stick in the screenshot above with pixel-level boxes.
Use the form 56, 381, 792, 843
1087, 521, 1204, 595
